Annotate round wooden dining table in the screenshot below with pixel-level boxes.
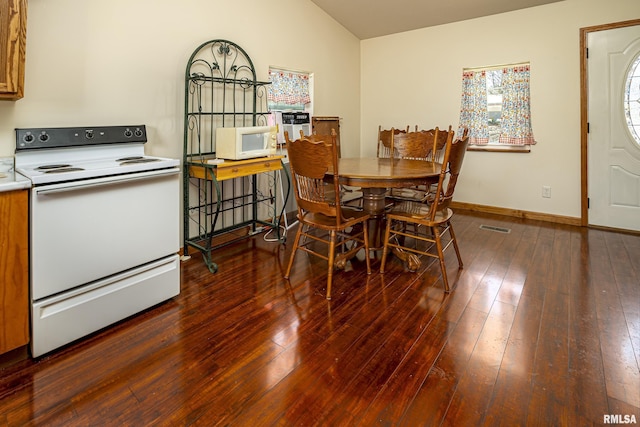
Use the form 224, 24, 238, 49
329, 157, 442, 251
337, 157, 440, 210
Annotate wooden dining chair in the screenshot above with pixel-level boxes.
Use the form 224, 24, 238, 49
390, 128, 438, 161
425, 126, 465, 163
284, 130, 371, 300
380, 132, 470, 292
377, 126, 409, 158
286, 129, 363, 208
295, 128, 342, 157
387, 127, 455, 203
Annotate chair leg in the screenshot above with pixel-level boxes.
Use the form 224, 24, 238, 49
433, 226, 450, 293
380, 219, 393, 274
284, 223, 304, 279
448, 221, 463, 268
326, 231, 337, 300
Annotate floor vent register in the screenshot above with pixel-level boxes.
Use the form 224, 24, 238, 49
479, 224, 512, 234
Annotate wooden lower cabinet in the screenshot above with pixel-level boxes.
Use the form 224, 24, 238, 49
0, 189, 29, 354
312, 116, 341, 156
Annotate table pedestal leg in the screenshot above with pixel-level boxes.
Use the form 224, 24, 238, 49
361, 187, 422, 271
361, 187, 388, 251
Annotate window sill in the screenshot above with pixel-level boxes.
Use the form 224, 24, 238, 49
467, 144, 531, 153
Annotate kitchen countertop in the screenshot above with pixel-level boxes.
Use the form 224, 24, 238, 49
0, 157, 31, 192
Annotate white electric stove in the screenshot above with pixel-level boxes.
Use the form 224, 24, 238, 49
15, 125, 181, 357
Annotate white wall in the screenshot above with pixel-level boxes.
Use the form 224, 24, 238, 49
0, 0, 361, 159
361, 0, 640, 218
3, 0, 639, 222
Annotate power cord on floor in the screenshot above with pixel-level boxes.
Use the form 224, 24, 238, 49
262, 167, 298, 242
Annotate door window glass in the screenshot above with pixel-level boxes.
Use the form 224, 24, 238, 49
625, 53, 640, 146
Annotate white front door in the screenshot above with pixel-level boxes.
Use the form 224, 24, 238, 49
588, 24, 640, 232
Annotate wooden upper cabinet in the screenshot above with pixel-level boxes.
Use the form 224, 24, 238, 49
0, 0, 27, 100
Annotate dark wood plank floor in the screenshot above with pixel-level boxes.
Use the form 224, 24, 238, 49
1, 210, 639, 426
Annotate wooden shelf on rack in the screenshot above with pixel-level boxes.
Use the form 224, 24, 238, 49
189, 155, 285, 181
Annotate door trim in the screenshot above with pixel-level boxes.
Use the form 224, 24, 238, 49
580, 19, 640, 227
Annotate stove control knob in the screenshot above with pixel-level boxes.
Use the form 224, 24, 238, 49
39, 132, 49, 142
124, 128, 133, 138
134, 128, 143, 138
85, 129, 94, 139
23, 133, 34, 144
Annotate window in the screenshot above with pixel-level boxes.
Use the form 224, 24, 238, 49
459, 63, 536, 151
625, 53, 640, 147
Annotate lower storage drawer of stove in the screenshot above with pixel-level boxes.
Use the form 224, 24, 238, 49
31, 254, 180, 358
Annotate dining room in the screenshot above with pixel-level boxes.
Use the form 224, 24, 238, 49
0, 0, 639, 425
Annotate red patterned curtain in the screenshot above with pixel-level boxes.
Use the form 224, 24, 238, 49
459, 63, 536, 146
268, 68, 311, 111
499, 65, 536, 145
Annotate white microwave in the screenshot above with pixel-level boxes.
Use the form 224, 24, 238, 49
215, 126, 277, 160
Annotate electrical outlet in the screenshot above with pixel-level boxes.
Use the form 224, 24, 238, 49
542, 186, 551, 198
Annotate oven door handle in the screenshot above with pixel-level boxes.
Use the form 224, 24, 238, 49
34, 167, 180, 195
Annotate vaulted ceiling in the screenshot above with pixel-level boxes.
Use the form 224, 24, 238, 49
310, 0, 565, 39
